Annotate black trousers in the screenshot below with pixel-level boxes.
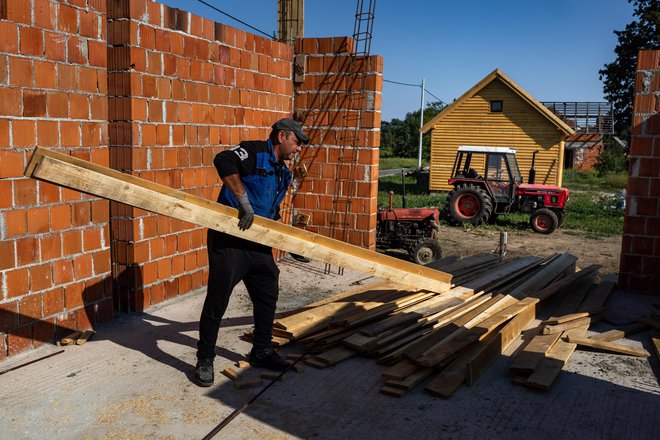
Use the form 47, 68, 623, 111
196, 230, 280, 361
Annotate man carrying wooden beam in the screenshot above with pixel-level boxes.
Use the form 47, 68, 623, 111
195, 118, 310, 387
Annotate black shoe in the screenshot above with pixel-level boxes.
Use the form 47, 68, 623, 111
194, 358, 214, 387
249, 348, 289, 372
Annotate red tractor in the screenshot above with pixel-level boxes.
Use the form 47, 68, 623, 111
446, 146, 569, 234
376, 191, 442, 264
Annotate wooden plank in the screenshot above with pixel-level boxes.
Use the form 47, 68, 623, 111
522, 277, 615, 390
58, 331, 82, 346
304, 357, 329, 369
530, 264, 601, 302
578, 274, 617, 311
380, 385, 407, 398
425, 324, 507, 398
542, 306, 608, 325
382, 359, 419, 381
467, 301, 536, 385
588, 322, 649, 342
542, 316, 601, 335
221, 367, 240, 380
509, 271, 595, 374
509, 333, 562, 373
462, 254, 577, 331
651, 331, 660, 362
523, 336, 579, 391
461, 256, 543, 294
565, 335, 650, 357
358, 296, 464, 337
75, 330, 95, 345
313, 346, 357, 366
416, 297, 540, 367
425, 370, 466, 398
385, 367, 433, 391
25, 147, 452, 293
402, 294, 502, 362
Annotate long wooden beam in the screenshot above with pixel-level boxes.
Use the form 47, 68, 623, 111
25, 147, 452, 293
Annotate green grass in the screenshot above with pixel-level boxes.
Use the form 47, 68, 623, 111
379, 157, 429, 170
378, 161, 626, 237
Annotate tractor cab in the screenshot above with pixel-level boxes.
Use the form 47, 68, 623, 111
450, 146, 522, 208
446, 146, 569, 234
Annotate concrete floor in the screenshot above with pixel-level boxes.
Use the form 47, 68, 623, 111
1, 256, 660, 440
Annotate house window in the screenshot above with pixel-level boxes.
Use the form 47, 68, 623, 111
490, 100, 503, 112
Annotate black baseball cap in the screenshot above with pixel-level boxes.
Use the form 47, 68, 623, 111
272, 118, 309, 145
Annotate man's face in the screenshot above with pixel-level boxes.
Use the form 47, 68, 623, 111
277, 130, 302, 161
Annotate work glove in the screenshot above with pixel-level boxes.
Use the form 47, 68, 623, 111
236, 194, 254, 231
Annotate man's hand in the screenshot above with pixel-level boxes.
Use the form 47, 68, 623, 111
235, 194, 254, 230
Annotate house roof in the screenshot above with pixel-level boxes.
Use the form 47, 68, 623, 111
420, 69, 576, 136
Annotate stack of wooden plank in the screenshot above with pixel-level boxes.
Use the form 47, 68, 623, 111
271, 252, 627, 398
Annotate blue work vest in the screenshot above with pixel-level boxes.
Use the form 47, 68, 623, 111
217, 140, 292, 220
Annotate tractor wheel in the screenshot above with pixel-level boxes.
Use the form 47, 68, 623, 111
411, 239, 442, 265
530, 209, 559, 234
446, 184, 493, 226
553, 209, 565, 228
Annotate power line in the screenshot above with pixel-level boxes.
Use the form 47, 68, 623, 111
384, 79, 446, 105
383, 78, 419, 87
196, 0, 275, 40
424, 88, 446, 105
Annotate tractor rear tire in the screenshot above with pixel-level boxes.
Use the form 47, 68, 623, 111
553, 209, 565, 227
411, 239, 442, 265
446, 184, 493, 226
530, 208, 558, 234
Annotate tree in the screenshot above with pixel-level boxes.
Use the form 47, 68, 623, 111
599, 0, 660, 143
381, 101, 446, 158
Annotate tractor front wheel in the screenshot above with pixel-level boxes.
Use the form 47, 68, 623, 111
411, 239, 442, 265
530, 208, 558, 234
446, 184, 493, 226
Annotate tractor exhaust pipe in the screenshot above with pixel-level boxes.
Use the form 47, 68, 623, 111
401, 170, 407, 209
528, 150, 538, 184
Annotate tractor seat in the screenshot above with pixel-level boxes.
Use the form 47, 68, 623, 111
466, 168, 480, 179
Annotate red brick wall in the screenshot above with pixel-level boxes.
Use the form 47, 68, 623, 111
0, 0, 112, 360
0, 1, 382, 359
106, 0, 294, 312
619, 50, 660, 294
565, 134, 603, 171
292, 37, 382, 249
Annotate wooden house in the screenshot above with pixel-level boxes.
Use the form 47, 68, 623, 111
421, 69, 575, 191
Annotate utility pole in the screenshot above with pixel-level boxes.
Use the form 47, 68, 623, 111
417, 78, 425, 169
278, 0, 304, 45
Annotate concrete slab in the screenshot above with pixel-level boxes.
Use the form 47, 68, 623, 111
1, 256, 659, 439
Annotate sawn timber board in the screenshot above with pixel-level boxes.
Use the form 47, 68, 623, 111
25, 147, 452, 293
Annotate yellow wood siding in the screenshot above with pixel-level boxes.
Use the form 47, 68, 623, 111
429, 80, 565, 191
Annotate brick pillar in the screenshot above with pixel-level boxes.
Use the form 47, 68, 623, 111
106, 0, 294, 312
619, 50, 660, 294
293, 37, 382, 249
0, 0, 112, 359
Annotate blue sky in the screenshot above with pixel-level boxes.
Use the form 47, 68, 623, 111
159, 0, 635, 121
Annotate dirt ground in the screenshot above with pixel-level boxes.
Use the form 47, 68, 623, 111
437, 227, 623, 277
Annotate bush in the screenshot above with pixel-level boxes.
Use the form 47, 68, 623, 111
595, 138, 627, 176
